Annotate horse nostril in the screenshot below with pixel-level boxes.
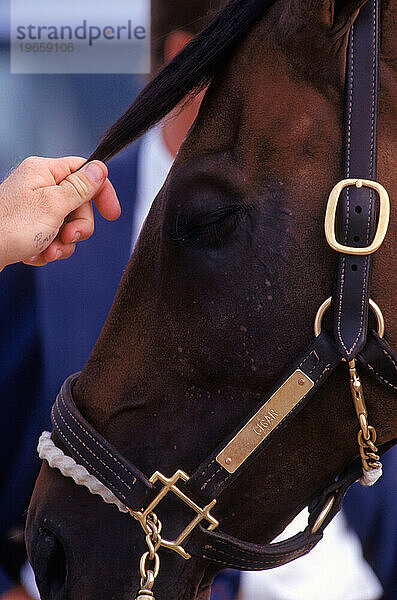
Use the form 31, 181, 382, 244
33, 526, 67, 599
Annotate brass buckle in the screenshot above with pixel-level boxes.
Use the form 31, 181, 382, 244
324, 178, 390, 255
129, 470, 218, 560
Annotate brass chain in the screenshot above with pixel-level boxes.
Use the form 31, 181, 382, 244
135, 513, 162, 600
348, 360, 381, 472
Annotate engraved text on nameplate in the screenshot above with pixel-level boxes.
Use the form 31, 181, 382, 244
216, 370, 314, 474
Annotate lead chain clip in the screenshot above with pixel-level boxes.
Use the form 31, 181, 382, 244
135, 513, 162, 600
348, 359, 382, 484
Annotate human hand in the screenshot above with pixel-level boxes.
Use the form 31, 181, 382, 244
0, 156, 121, 270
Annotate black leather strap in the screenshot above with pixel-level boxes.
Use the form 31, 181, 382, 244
187, 333, 341, 502
51, 374, 153, 510
49, 330, 397, 572
186, 459, 362, 569
51, 329, 396, 519
186, 439, 395, 569
50, 371, 395, 571
358, 331, 397, 392
332, 0, 380, 360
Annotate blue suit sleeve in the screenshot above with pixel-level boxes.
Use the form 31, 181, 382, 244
0, 565, 13, 594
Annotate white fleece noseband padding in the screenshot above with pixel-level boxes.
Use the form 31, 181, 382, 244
38, 432, 131, 515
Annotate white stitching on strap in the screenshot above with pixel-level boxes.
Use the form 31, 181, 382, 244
201, 465, 223, 491
366, 363, 397, 391
337, 1, 378, 356
55, 396, 132, 491
381, 347, 397, 370
59, 389, 136, 483
299, 350, 320, 375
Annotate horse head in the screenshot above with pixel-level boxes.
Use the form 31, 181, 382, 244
27, 0, 397, 598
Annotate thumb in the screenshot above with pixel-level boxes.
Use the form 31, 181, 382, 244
57, 161, 107, 212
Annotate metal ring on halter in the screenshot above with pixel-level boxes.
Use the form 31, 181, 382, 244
311, 495, 336, 534
314, 297, 385, 339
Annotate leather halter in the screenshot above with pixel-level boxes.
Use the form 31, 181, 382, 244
42, 0, 396, 575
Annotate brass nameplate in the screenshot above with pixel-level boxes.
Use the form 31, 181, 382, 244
216, 369, 314, 474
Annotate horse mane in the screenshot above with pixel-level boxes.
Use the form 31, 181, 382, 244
89, 0, 275, 163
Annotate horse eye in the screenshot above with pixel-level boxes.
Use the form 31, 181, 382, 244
169, 205, 245, 248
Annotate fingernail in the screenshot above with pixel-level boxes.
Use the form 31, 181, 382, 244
73, 232, 81, 242
85, 162, 105, 184
56, 250, 63, 259
29, 255, 38, 262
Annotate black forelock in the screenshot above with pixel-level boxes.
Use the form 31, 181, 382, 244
89, 0, 276, 163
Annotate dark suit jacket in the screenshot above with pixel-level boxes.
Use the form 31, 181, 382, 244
37, 143, 140, 407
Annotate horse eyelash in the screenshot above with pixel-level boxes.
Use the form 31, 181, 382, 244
170, 206, 244, 246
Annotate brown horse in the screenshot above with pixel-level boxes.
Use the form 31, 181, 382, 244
26, 0, 397, 598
